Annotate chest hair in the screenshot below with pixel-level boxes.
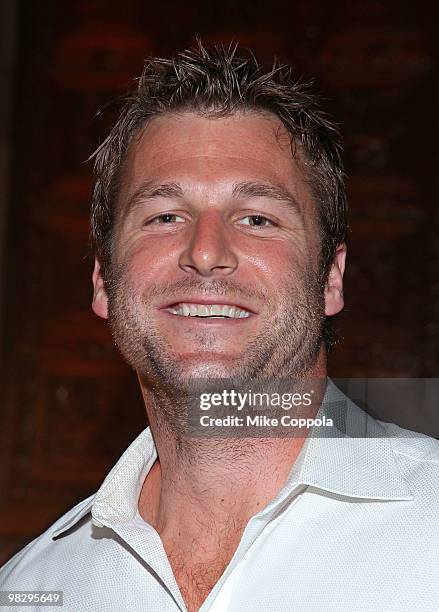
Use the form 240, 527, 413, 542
165, 523, 244, 612
168, 548, 233, 612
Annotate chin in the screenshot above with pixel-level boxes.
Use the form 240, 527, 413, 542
177, 353, 240, 379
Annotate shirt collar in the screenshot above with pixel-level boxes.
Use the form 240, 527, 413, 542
277, 379, 414, 503
52, 428, 157, 537
52, 379, 413, 538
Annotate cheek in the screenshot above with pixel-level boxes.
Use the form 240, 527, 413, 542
240, 239, 310, 287
117, 235, 182, 283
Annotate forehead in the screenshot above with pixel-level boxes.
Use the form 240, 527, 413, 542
117, 111, 315, 212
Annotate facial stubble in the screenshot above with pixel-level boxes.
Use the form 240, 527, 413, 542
105, 261, 325, 437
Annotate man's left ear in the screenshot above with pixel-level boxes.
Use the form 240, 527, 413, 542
324, 242, 347, 316
92, 257, 109, 320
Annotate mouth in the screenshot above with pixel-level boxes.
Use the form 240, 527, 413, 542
161, 301, 254, 319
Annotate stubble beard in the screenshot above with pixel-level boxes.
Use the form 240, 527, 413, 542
106, 263, 326, 439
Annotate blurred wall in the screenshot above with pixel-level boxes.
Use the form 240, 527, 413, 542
0, 0, 19, 365
0, 0, 438, 563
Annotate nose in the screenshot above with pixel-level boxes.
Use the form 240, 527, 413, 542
178, 210, 238, 277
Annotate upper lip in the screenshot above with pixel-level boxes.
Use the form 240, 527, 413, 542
157, 297, 257, 314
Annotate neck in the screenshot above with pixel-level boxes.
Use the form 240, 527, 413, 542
137, 347, 327, 545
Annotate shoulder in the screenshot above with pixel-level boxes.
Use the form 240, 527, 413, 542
378, 419, 439, 497
0, 495, 95, 589
379, 419, 439, 463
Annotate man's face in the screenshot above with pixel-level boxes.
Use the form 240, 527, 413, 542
92, 111, 345, 387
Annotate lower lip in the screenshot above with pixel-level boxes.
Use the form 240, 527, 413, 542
158, 310, 255, 324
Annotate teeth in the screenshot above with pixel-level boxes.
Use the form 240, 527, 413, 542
198, 305, 209, 317
171, 303, 251, 318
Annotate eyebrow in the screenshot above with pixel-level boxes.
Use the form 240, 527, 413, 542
121, 181, 184, 218
121, 179, 303, 219
232, 181, 302, 215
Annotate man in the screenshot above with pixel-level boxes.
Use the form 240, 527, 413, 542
1, 43, 438, 612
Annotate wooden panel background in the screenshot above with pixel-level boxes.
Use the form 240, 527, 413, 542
0, 0, 438, 564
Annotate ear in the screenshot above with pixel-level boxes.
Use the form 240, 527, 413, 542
92, 257, 109, 320
324, 242, 347, 316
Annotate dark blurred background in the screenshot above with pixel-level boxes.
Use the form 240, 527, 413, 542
0, 0, 438, 564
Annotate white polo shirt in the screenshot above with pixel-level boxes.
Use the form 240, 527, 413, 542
1, 381, 438, 611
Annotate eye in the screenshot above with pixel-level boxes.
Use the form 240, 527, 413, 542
238, 215, 275, 227
147, 213, 185, 225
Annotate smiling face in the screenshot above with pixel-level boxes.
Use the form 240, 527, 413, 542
92, 110, 346, 387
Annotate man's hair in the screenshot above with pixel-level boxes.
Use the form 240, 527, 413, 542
90, 41, 347, 285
